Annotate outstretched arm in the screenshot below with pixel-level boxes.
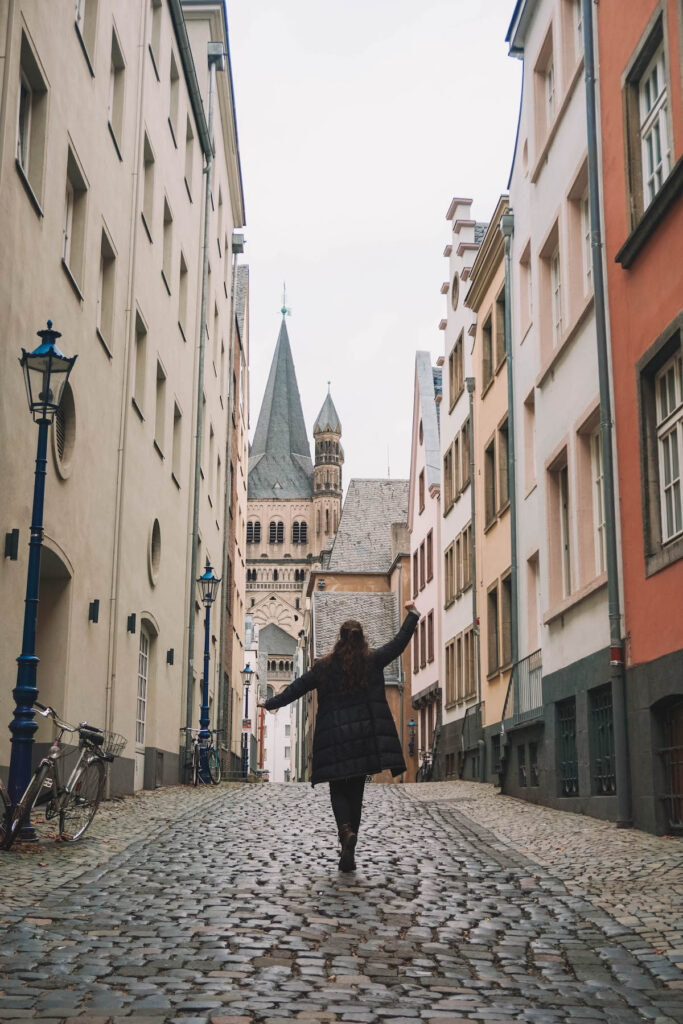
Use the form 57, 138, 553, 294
263, 663, 320, 711
373, 609, 420, 669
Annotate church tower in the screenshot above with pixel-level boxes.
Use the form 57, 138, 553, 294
312, 386, 343, 543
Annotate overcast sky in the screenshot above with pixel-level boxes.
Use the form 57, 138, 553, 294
227, 0, 522, 486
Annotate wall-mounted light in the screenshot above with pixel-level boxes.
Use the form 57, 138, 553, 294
127, 613, 136, 634
4, 530, 19, 561
88, 599, 99, 624
166, 648, 174, 665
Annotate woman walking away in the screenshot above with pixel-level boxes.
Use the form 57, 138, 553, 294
258, 602, 419, 872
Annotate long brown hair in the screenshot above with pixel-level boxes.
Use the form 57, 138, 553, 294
322, 619, 371, 689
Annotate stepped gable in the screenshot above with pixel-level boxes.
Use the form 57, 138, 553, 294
248, 316, 314, 499
416, 351, 442, 490
327, 479, 409, 573
312, 591, 401, 680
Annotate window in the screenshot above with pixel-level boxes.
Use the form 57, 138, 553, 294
559, 463, 571, 596
487, 583, 499, 675
547, 448, 572, 603
75, 0, 98, 65
482, 313, 493, 388
413, 635, 419, 674
150, 0, 162, 73
518, 744, 527, 788
169, 52, 180, 144
419, 470, 425, 512
445, 638, 456, 707
484, 437, 496, 526
97, 229, 116, 349
589, 684, 616, 795
419, 541, 425, 590
529, 741, 540, 786
591, 429, 607, 573
462, 522, 472, 590
208, 424, 215, 498
523, 389, 536, 494
142, 133, 155, 239
108, 28, 125, 149
426, 530, 433, 581
534, 28, 555, 144
581, 194, 592, 294
455, 634, 463, 701
444, 543, 455, 606
184, 116, 195, 198
453, 433, 461, 496
162, 197, 173, 292
420, 619, 426, 669
177, 251, 189, 339
427, 611, 434, 663
656, 350, 683, 543
413, 551, 418, 598
639, 43, 669, 210
62, 147, 88, 290
269, 521, 284, 544
133, 311, 147, 413
136, 626, 150, 746
501, 572, 512, 667
154, 361, 166, 454
546, 55, 555, 125
551, 249, 563, 346
448, 333, 464, 408
498, 418, 509, 509
16, 34, 48, 208
558, 697, 579, 796
463, 626, 475, 698
519, 241, 532, 334
247, 520, 260, 544
461, 418, 471, 489
172, 401, 182, 481
495, 288, 506, 368
443, 447, 454, 513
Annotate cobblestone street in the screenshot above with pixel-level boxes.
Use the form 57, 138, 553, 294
1, 781, 682, 1024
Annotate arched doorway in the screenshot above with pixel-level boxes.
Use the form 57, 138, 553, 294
135, 615, 159, 790
34, 543, 73, 755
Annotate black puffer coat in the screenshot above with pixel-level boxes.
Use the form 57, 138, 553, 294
264, 612, 419, 786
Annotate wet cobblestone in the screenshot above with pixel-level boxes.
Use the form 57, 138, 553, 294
0, 781, 681, 1023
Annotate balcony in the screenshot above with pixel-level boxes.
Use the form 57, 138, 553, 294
502, 649, 543, 729
461, 701, 483, 751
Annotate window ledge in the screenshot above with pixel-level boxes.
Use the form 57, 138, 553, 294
74, 22, 95, 77
531, 56, 584, 185
96, 327, 113, 358
616, 156, 683, 269
171, 472, 181, 490
498, 499, 511, 517
178, 321, 187, 344
184, 177, 192, 203
645, 532, 683, 578
524, 480, 537, 500
443, 501, 455, 518
520, 321, 533, 345
543, 570, 607, 625
444, 598, 455, 610
484, 516, 497, 535
536, 292, 594, 388
15, 160, 44, 217
495, 354, 507, 376
168, 117, 178, 149
131, 396, 144, 421
153, 439, 165, 460
61, 259, 84, 301
148, 44, 160, 82
161, 269, 171, 295
481, 376, 494, 399
108, 122, 123, 161
487, 667, 502, 681
141, 212, 153, 243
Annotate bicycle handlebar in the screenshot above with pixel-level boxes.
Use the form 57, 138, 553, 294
33, 701, 78, 733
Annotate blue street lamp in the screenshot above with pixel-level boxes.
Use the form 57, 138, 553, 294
8, 322, 77, 816
408, 718, 417, 757
197, 561, 220, 768
241, 665, 254, 779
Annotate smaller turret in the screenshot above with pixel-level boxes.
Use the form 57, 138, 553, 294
312, 385, 343, 539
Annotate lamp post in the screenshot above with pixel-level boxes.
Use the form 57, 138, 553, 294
197, 560, 220, 781
240, 665, 254, 779
408, 718, 417, 758
8, 322, 77, 814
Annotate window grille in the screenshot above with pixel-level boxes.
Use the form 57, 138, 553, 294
55, 403, 66, 460
491, 734, 501, 775
253, 521, 261, 544
590, 684, 616, 795
557, 697, 579, 796
658, 699, 683, 833
292, 521, 299, 544
529, 741, 539, 786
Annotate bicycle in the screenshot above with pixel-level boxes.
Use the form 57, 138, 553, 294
0, 778, 10, 848
181, 726, 222, 786
1, 701, 126, 850
416, 749, 433, 783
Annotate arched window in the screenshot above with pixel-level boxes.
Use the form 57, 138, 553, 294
269, 521, 276, 543
277, 521, 283, 543
316, 509, 321, 534
325, 508, 329, 532
279, 660, 284, 670
269, 520, 284, 544
273, 569, 278, 581
247, 521, 253, 544
292, 521, 300, 544
253, 521, 261, 543
300, 521, 308, 544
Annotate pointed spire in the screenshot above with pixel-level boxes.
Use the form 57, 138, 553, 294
313, 387, 342, 435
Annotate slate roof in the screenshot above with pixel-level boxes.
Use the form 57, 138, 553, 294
474, 222, 489, 245
416, 352, 441, 490
313, 390, 342, 434
312, 591, 402, 680
248, 317, 314, 499
327, 479, 409, 573
258, 622, 297, 657
234, 265, 248, 345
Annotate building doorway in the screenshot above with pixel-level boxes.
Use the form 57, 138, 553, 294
659, 698, 683, 834
35, 544, 73, 750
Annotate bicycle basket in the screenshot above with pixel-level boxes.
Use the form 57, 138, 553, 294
101, 731, 127, 757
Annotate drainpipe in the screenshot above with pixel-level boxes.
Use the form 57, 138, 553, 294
466, 377, 481, 705
397, 558, 405, 782
582, 0, 631, 827
217, 231, 244, 763
500, 210, 519, 674
184, 45, 222, 765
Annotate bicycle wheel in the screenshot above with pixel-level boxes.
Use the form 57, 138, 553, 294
192, 745, 199, 786
59, 759, 105, 842
208, 746, 221, 785
0, 782, 12, 850
1, 767, 48, 850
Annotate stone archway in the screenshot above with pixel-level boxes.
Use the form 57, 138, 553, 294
34, 541, 73, 754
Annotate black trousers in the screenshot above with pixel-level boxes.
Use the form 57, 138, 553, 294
329, 775, 366, 835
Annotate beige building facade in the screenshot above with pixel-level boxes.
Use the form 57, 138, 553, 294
0, 0, 246, 792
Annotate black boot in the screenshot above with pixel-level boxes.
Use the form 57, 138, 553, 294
338, 823, 357, 872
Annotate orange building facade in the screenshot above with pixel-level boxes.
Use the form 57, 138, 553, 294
597, 0, 683, 832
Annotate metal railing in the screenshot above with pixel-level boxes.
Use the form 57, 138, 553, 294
461, 702, 483, 751
502, 649, 543, 728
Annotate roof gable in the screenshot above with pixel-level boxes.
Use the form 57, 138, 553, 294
327, 479, 409, 573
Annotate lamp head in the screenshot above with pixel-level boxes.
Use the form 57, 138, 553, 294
20, 321, 77, 423
197, 559, 220, 606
